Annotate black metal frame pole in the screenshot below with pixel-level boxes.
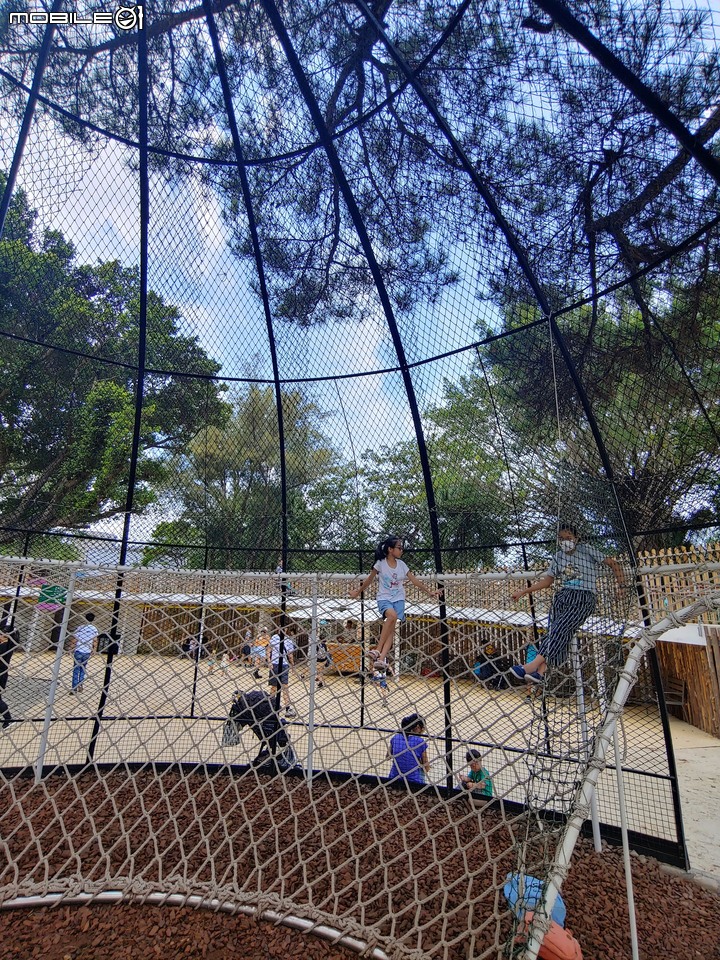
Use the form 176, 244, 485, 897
358, 549, 366, 728
192, 378, 212, 718
331, 382, 367, 725
260, 0, 451, 786
201, 0, 288, 586
6, 530, 32, 631
0, 6, 61, 652
189, 558, 209, 720
635, 577, 689, 867
201, 0, 291, 722
86, 17, 149, 765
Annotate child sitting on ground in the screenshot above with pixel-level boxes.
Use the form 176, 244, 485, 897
458, 749, 494, 798
388, 713, 430, 784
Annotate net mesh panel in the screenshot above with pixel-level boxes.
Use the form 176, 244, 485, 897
1, 0, 719, 957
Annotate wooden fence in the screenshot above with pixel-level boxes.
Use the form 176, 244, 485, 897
654, 625, 720, 738
1, 545, 718, 734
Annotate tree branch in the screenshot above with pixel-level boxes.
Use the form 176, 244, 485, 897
590, 105, 720, 235
325, 0, 393, 130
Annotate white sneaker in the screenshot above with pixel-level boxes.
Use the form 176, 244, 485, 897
285, 705, 297, 717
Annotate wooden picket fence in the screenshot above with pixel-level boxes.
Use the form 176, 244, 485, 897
638, 545, 720, 737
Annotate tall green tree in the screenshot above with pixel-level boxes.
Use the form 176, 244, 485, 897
142, 385, 360, 569
477, 284, 720, 548
0, 183, 226, 541
360, 387, 514, 567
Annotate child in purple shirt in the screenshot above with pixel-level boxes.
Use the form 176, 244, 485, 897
388, 713, 430, 784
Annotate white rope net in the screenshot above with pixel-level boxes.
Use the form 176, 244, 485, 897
1, 555, 718, 958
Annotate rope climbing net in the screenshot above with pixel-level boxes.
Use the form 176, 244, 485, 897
1, 555, 718, 957
1, 0, 719, 956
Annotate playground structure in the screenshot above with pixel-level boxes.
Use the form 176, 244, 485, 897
0, 554, 718, 959
1, 0, 720, 957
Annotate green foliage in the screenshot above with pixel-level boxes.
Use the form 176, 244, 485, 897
143, 385, 353, 570
0, 534, 80, 561
479, 285, 720, 546
140, 519, 206, 569
0, 182, 226, 541
360, 385, 514, 567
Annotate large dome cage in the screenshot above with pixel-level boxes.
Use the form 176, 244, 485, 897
1, 2, 719, 958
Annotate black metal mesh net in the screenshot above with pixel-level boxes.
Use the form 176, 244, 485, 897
0, 1, 719, 957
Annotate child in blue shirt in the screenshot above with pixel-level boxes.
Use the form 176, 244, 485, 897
388, 713, 430, 784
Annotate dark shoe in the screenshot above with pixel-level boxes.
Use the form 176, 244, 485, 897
253, 670, 261, 679
510, 665, 526, 682
526, 671, 545, 685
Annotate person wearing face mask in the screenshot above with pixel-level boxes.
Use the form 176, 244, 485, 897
509, 524, 625, 684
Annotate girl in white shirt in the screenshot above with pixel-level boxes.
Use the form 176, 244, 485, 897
350, 536, 441, 672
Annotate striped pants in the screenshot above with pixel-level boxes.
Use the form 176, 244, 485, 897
539, 589, 596, 667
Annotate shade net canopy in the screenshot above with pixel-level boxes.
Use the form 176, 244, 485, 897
0, 0, 718, 569
0, 2, 719, 958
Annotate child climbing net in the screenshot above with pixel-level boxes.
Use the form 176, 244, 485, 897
349, 535, 442, 676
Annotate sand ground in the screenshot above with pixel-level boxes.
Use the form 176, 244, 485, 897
669, 716, 720, 880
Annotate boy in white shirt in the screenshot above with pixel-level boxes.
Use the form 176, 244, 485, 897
70, 612, 99, 694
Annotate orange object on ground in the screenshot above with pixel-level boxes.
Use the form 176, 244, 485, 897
516, 911, 583, 960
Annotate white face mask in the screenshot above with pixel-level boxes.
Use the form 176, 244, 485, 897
559, 539, 576, 553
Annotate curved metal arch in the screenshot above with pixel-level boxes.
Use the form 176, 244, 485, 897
259, 0, 446, 576
88, 18, 151, 763
0, 0, 470, 173
201, 0, 289, 576
352, 0, 636, 554
259, 0, 454, 782
0, 2, 63, 238
536, 0, 720, 189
